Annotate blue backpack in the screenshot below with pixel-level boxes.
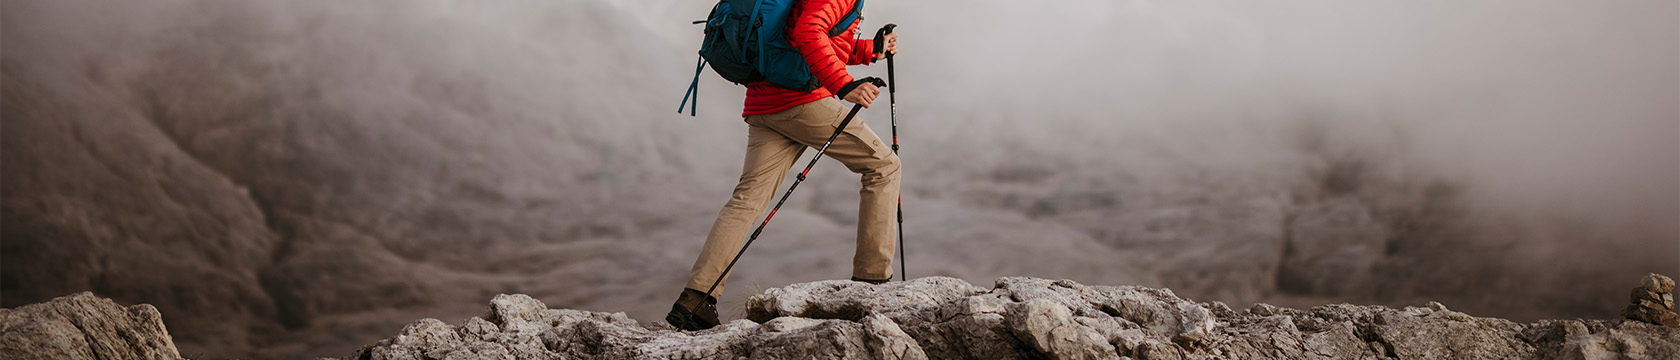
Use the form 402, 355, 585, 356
678, 0, 864, 116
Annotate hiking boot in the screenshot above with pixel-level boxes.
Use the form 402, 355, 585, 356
852, 276, 889, 285
665, 288, 719, 331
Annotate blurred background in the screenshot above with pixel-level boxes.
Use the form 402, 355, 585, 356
2, 0, 1674, 358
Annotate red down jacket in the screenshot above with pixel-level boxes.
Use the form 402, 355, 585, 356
741, 0, 877, 117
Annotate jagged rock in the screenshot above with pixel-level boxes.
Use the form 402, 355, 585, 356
341, 276, 1680, 360
747, 277, 1232, 359
1361, 304, 1533, 358
1622, 273, 1679, 327
1641, 273, 1676, 294
1006, 299, 1119, 360
859, 315, 930, 360
1522, 318, 1680, 360
0, 292, 182, 360
744, 277, 1679, 360
0, 278, 1670, 360
352, 294, 927, 360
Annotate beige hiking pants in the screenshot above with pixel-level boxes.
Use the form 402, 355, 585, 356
686, 98, 901, 298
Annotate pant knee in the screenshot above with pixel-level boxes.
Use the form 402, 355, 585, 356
862, 153, 901, 185
725, 177, 775, 210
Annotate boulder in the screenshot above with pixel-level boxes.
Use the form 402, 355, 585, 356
1621, 273, 1679, 327
0, 292, 182, 360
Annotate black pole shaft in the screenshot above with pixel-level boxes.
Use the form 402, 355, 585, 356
694, 102, 868, 313
888, 52, 903, 282
882, 24, 904, 282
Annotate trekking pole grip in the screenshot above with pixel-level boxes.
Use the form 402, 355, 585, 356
874, 23, 897, 59
876, 24, 897, 94
837, 77, 887, 99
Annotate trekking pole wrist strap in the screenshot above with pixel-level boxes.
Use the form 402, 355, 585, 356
837, 77, 887, 99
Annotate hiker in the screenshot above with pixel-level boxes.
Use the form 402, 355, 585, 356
668, 0, 900, 331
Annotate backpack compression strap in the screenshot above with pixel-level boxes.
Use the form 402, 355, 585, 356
678, 55, 705, 116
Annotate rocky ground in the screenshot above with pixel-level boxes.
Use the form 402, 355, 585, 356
4, 1, 1675, 359
351, 276, 1680, 360
8, 275, 1676, 360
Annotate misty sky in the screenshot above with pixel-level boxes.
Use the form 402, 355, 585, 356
639, 0, 1678, 243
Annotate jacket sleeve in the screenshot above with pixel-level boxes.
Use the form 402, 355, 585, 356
789, 0, 855, 96
849, 38, 876, 66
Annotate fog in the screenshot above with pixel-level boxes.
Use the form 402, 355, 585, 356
2, 0, 1674, 358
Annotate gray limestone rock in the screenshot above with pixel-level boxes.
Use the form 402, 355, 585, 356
0, 292, 183, 360
1365, 306, 1534, 359
860, 315, 930, 360
1006, 299, 1119, 360
739, 276, 1678, 360
353, 293, 928, 360
9, 279, 1676, 360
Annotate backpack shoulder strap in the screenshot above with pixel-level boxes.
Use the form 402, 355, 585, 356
827, 0, 864, 37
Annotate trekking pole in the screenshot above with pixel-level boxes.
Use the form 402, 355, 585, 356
694, 77, 888, 313
876, 24, 904, 281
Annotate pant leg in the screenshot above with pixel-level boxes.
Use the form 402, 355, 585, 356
758, 98, 901, 281
686, 112, 808, 298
